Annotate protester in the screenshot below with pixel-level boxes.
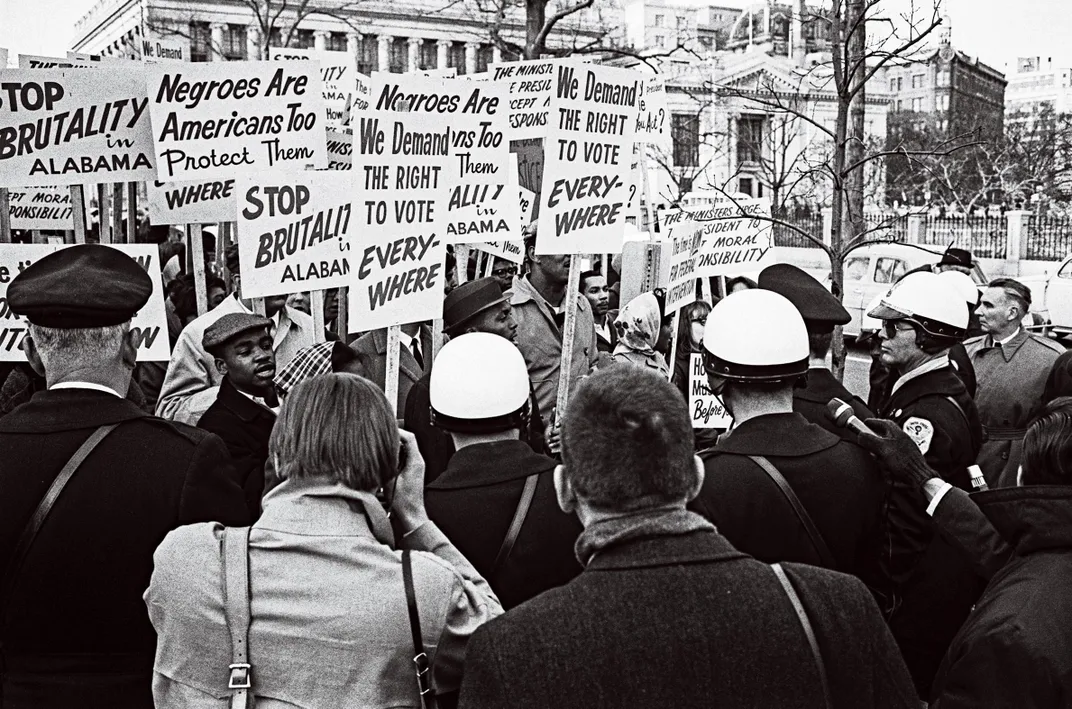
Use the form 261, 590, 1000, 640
424, 334, 582, 608
579, 269, 613, 353
285, 291, 311, 315
458, 365, 917, 709
611, 291, 672, 376
511, 225, 599, 421
726, 275, 757, 294
0, 245, 248, 708
867, 271, 985, 695
350, 321, 435, 415
405, 278, 549, 482
146, 374, 502, 707
691, 289, 888, 597
758, 263, 872, 439
670, 299, 713, 401
966, 278, 1064, 487
273, 340, 372, 400
156, 245, 315, 425
196, 314, 278, 520
489, 256, 519, 293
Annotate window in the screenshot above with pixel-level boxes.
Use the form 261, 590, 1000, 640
937, 93, 949, 111
679, 176, 694, 194
895, 99, 903, 111
911, 73, 925, 89
738, 177, 754, 196
737, 115, 764, 163
189, 22, 210, 62
477, 45, 494, 73
448, 42, 466, 73
420, 40, 437, 70
896, 77, 903, 91
671, 113, 699, 167
358, 35, 376, 73
654, 14, 664, 27
655, 35, 665, 48
327, 32, 348, 52
390, 37, 407, 73
874, 258, 906, 284
890, 77, 897, 92
677, 16, 688, 29
222, 24, 247, 60
911, 97, 924, 112
268, 28, 283, 48
937, 69, 950, 87
294, 30, 315, 49
844, 257, 868, 281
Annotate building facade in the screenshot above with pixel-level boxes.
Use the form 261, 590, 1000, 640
1005, 56, 1072, 122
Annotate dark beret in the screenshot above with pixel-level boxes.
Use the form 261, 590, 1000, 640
759, 263, 851, 334
7, 244, 153, 328
203, 313, 271, 351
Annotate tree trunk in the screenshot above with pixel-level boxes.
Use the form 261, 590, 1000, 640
525, 0, 546, 59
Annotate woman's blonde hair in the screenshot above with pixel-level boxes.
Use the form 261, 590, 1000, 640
269, 373, 399, 490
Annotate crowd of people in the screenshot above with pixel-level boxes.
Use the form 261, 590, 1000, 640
1, 230, 1072, 709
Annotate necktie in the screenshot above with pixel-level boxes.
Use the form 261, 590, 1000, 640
262, 389, 280, 409
411, 338, 424, 370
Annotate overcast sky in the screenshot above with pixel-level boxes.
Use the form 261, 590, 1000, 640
2, 0, 1070, 72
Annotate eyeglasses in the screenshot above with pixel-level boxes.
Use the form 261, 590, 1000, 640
882, 320, 917, 339
492, 267, 518, 278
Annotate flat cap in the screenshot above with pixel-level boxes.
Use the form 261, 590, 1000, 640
444, 278, 508, 333
7, 244, 152, 328
939, 247, 972, 268
759, 263, 850, 333
203, 313, 271, 351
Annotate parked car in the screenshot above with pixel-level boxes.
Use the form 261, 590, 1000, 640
1020, 253, 1072, 341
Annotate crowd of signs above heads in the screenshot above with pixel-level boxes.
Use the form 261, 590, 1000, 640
0, 47, 772, 336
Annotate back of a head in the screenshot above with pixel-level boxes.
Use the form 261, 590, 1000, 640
270, 373, 398, 492
562, 366, 695, 511
1021, 396, 1072, 486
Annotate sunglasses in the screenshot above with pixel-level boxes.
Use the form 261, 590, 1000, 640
882, 320, 917, 339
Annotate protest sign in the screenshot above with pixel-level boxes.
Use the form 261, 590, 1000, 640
270, 47, 355, 127
663, 213, 702, 314
536, 63, 642, 255
326, 127, 352, 169
0, 48, 8, 69
17, 54, 97, 69
688, 198, 775, 279
475, 239, 524, 265
491, 58, 589, 140
146, 61, 327, 181
635, 76, 670, 145
348, 110, 451, 330
371, 73, 518, 245
0, 68, 156, 186
140, 33, 186, 63
146, 178, 237, 224
354, 72, 371, 111
236, 171, 354, 298
689, 353, 732, 429
8, 187, 72, 229
518, 185, 536, 228
0, 243, 170, 361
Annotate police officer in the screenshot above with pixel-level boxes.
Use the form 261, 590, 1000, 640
423, 334, 582, 609
0, 245, 248, 708
688, 290, 888, 598
936, 269, 980, 397
758, 263, 872, 439
867, 270, 985, 697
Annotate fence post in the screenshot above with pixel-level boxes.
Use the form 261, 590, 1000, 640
907, 214, 923, 244
821, 208, 832, 247
1005, 210, 1028, 277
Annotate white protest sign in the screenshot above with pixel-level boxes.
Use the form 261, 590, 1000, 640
236, 171, 354, 298
0, 49, 8, 69
270, 47, 355, 127
536, 63, 643, 255
689, 353, 732, 428
349, 110, 451, 329
635, 76, 670, 145
0, 68, 156, 186
354, 72, 371, 111
8, 187, 72, 229
475, 240, 524, 265
689, 198, 775, 278
0, 244, 171, 361
325, 127, 352, 169
411, 67, 458, 78
146, 61, 327, 181
664, 213, 702, 314
141, 34, 186, 63
17, 54, 98, 69
518, 185, 536, 228
371, 73, 518, 245
146, 178, 236, 224
490, 58, 565, 140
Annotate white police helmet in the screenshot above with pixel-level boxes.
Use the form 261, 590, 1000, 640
937, 269, 980, 307
868, 271, 968, 340
430, 332, 530, 432
701, 289, 809, 381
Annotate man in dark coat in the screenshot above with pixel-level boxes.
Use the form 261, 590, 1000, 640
0, 245, 248, 709
458, 365, 917, 709
196, 313, 279, 520
424, 333, 580, 609
350, 322, 434, 415
690, 288, 889, 601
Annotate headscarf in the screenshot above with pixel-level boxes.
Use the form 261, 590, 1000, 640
613, 292, 663, 356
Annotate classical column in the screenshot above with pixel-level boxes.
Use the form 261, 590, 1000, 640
314, 30, 329, 52
246, 25, 261, 60
465, 41, 479, 75
408, 37, 422, 72
437, 39, 451, 69
347, 32, 360, 63
210, 22, 225, 61
492, 44, 503, 65
378, 35, 393, 72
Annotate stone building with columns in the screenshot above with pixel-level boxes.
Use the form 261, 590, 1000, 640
71, 0, 602, 75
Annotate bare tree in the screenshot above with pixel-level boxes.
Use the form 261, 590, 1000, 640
645, 88, 729, 203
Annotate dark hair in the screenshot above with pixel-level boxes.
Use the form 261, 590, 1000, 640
225, 243, 240, 274
678, 300, 713, 351
329, 341, 370, 375
562, 366, 695, 510
579, 269, 600, 292
169, 272, 227, 323
1021, 396, 1072, 485
726, 276, 757, 293
808, 332, 833, 359
988, 278, 1032, 315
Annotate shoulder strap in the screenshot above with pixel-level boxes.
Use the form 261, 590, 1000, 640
223, 526, 253, 709
1, 423, 119, 613
402, 549, 435, 709
491, 473, 540, 579
771, 563, 833, 709
747, 455, 836, 570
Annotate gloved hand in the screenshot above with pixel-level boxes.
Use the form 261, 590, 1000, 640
855, 418, 940, 490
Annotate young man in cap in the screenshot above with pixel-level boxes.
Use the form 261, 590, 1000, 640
424, 333, 582, 609
691, 290, 889, 602
404, 277, 548, 483
758, 263, 872, 439
196, 313, 279, 520
0, 245, 248, 708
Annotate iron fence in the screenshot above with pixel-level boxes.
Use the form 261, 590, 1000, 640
1026, 216, 1072, 261
772, 212, 824, 249
918, 215, 1007, 259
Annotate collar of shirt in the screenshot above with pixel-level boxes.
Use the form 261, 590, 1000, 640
891, 354, 951, 397
995, 327, 1021, 347
397, 329, 416, 349
49, 381, 123, 398
236, 386, 279, 414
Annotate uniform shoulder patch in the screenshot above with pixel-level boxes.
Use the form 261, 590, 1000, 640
903, 417, 934, 454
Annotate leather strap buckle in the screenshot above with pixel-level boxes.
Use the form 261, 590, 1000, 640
228, 663, 252, 690
413, 652, 431, 694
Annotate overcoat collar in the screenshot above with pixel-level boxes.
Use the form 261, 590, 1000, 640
427, 439, 556, 489
0, 388, 148, 433
714, 412, 839, 458
585, 528, 750, 571
216, 376, 276, 423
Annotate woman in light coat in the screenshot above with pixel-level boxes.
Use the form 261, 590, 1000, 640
145, 373, 503, 707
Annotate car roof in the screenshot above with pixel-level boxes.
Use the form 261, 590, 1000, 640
843, 242, 945, 264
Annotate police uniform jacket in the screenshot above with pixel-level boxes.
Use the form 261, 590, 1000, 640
875, 359, 985, 696
793, 366, 873, 441
966, 329, 1064, 487
425, 440, 582, 609
196, 376, 277, 520
689, 413, 889, 597
0, 388, 249, 709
